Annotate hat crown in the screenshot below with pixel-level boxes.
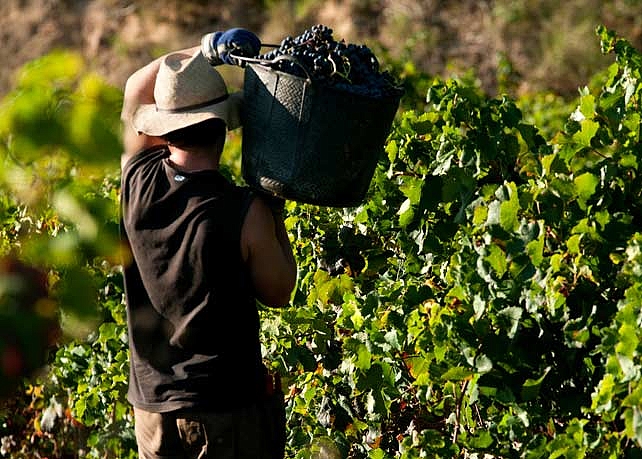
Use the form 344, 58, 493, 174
153, 52, 228, 111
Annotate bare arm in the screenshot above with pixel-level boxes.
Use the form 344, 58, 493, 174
241, 197, 297, 307
120, 46, 200, 167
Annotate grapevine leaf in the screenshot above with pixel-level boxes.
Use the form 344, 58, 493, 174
499, 183, 520, 232
572, 119, 599, 148
578, 92, 596, 119
406, 356, 431, 385
473, 294, 486, 320
623, 384, 642, 408
386, 140, 398, 162
441, 366, 473, 381
567, 234, 582, 254
399, 176, 424, 205
473, 204, 488, 226
487, 200, 500, 226
397, 198, 414, 227
592, 374, 616, 413
623, 406, 642, 446
623, 74, 637, 105
574, 172, 599, 203
521, 366, 551, 401
615, 323, 639, 358
369, 449, 387, 459
468, 430, 494, 449
486, 244, 507, 277
354, 342, 371, 371
475, 354, 493, 373
621, 112, 641, 143
620, 153, 639, 170
498, 306, 522, 338
526, 232, 545, 267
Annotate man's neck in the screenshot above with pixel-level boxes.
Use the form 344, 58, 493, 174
167, 144, 220, 171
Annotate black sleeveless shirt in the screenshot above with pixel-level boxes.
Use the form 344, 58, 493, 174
120, 147, 265, 413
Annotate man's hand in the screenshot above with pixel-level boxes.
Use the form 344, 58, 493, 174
201, 28, 261, 66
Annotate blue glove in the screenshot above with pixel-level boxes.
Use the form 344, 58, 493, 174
201, 28, 261, 66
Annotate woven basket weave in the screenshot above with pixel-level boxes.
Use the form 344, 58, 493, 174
241, 63, 401, 207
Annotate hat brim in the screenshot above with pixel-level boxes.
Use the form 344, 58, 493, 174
132, 91, 243, 136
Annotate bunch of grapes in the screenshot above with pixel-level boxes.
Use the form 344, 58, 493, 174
257, 24, 403, 99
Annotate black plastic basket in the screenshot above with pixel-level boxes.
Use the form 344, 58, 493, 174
241, 62, 402, 207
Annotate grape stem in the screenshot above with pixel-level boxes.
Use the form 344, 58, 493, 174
328, 53, 351, 82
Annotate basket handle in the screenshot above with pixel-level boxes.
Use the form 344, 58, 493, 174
230, 53, 312, 81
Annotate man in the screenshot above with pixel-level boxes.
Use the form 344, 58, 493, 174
120, 28, 297, 458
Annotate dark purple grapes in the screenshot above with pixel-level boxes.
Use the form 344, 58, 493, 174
258, 24, 403, 99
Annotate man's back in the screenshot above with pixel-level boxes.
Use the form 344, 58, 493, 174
121, 146, 266, 413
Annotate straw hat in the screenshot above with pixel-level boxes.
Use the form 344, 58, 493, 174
132, 50, 242, 136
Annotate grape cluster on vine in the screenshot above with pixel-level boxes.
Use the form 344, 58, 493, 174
257, 24, 403, 99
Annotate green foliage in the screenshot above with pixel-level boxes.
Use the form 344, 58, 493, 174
0, 50, 122, 167
46, 268, 136, 458
0, 51, 128, 457
3, 25, 642, 459
0, 50, 123, 322
257, 26, 642, 458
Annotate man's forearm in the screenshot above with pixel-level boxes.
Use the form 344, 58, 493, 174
121, 45, 200, 162
121, 45, 200, 124
273, 213, 297, 286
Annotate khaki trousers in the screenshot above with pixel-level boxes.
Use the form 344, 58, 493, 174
134, 394, 286, 459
